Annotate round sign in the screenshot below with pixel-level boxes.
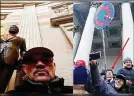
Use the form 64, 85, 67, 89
94, 2, 115, 30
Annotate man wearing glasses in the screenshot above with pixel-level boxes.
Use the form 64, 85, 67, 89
6, 47, 73, 94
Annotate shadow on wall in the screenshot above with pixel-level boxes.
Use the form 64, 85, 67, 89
131, 3, 134, 21
73, 2, 90, 28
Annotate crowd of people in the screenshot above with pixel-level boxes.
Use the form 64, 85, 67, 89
74, 57, 134, 95
0, 25, 134, 96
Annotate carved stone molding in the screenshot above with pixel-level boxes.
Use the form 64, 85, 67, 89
51, 2, 73, 16
51, 2, 72, 10
90, 2, 101, 8
50, 14, 73, 27
59, 22, 73, 48
1, 14, 8, 20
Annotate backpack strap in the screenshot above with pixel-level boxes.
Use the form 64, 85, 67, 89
5, 36, 16, 42
0, 36, 16, 53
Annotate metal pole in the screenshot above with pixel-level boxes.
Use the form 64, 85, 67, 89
102, 29, 107, 71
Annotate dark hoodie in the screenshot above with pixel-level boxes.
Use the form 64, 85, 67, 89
5, 76, 73, 94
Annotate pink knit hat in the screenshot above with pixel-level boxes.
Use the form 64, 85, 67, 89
75, 60, 86, 67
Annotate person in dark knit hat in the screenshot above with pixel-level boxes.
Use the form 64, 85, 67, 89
117, 57, 134, 93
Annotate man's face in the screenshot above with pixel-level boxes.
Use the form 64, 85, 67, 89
106, 71, 114, 80
23, 54, 56, 82
114, 78, 124, 89
124, 61, 132, 68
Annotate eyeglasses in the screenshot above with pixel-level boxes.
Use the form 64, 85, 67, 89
23, 56, 53, 65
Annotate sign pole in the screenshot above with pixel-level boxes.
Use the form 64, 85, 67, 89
102, 29, 107, 71
94, 2, 115, 71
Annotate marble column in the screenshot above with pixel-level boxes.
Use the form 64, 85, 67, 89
74, 3, 98, 65
121, 2, 134, 63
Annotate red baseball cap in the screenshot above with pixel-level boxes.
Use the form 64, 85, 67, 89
75, 60, 86, 67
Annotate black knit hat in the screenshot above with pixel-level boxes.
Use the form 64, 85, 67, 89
116, 74, 126, 86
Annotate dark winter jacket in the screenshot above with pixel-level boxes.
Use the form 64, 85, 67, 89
84, 71, 95, 93
117, 67, 134, 93
6, 76, 73, 94
73, 66, 89, 84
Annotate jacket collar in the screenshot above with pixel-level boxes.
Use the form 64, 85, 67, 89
16, 76, 64, 93
124, 67, 133, 70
